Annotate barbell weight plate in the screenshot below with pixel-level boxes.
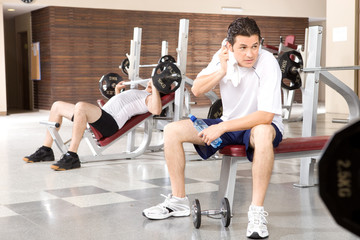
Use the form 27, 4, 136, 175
120, 58, 130, 76
99, 72, 122, 99
207, 99, 223, 119
192, 199, 202, 229
319, 119, 360, 237
152, 61, 182, 94
158, 55, 176, 64
221, 197, 231, 228
278, 50, 303, 90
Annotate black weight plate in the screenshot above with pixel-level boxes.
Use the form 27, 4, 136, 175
221, 197, 231, 228
120, 58, 129, 76
158, 55, 176, 64
99, 72, 122, 99
278, 50, 303, 90
152, 62, 182, 94
319, 119, 360, 237
192, 199, 202, 229
207, 99, 223, 119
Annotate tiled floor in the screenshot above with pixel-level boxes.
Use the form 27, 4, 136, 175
0, 105, 358, 240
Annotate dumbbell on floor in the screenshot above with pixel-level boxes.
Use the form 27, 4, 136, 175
192, 197, 231, 229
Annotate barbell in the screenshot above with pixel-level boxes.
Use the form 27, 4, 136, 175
277, 50, 360, 91
277, 50, 303, 90
120, 54, 176, 76
99, 61, 182, 99
318, 119, 360, 237
99, 72, 123, 99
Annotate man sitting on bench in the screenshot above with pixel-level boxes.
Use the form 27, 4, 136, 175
23, 79, 162, 171
143, 17, 284, 239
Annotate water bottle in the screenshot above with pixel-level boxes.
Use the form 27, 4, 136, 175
189, 114, 222, 148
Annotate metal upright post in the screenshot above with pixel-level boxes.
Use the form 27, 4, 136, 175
174, 19, 189, 121
126, 27, 142, 153
302, 26, 323, 137
295, 26, 323, 187
161, 41, 168, 56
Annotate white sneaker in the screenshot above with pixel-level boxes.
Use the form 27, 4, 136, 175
246, 205, 269, 239
143, 194, 190, 220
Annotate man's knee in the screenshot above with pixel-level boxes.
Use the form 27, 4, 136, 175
164, 120, 192, 142
251, 124, 275, 145
164, 121, 181, 137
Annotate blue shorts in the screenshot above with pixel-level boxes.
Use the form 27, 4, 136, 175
193, 119, 283, 161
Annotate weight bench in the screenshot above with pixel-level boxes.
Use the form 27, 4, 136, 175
217, 135, 330, 209
43, 93, 175, 162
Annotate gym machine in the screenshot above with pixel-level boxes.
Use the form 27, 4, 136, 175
282, 26, 360, 187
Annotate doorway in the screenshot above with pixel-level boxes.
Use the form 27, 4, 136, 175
18, 31, 31, 110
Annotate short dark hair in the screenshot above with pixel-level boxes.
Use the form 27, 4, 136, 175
226, 17, 261, 45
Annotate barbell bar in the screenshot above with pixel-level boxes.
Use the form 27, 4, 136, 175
121, 73, 180, 86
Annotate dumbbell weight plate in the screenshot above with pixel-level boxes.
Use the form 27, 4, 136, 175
192, 199, 202, 229
220, 197, 231, 228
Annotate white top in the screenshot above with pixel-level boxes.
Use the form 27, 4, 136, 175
197, 48, 284, 134
102, 89, 150, 129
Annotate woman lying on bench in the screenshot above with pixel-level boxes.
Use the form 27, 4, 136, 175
23, 79, 162, 171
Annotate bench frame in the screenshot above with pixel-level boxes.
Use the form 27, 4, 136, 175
217, 136, 330, 209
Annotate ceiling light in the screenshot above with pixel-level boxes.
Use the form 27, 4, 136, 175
7, 9, 16, 12
221, 7, 243, 12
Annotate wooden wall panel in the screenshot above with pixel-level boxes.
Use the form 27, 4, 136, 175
32, 7, 308, 109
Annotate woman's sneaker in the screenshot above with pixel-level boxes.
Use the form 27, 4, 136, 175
142, 194, 190, 220
50, 152, 81, 171
23, 146, 55, 163
247, 205, 269, 239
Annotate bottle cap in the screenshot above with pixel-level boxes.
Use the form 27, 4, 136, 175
188, 114, 197, 122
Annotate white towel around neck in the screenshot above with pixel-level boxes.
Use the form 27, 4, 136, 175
223, 51, 248, 87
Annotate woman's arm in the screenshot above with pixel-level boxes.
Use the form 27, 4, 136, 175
145, 80, 162, 115
115, 81, 126, 95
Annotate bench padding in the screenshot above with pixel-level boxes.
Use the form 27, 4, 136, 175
219, 135, 330, 157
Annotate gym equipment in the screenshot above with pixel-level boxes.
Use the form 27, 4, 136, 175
120, 58, 130, 76
207, 99, 223, 119
99, 73, 123, 99
278, 50, 303, 90
191, 198, 231, 229
120, 54, 176, 76
152, 61, 182, 94
318, 119, 360, 237
122, 79, 149, 86
101, 62, 181, 97
158, 54, 176, 64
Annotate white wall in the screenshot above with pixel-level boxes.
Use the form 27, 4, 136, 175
1, 0, 326, 18
325, 0, 357, 114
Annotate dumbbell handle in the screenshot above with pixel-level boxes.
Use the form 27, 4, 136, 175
201, 209, 224, 215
